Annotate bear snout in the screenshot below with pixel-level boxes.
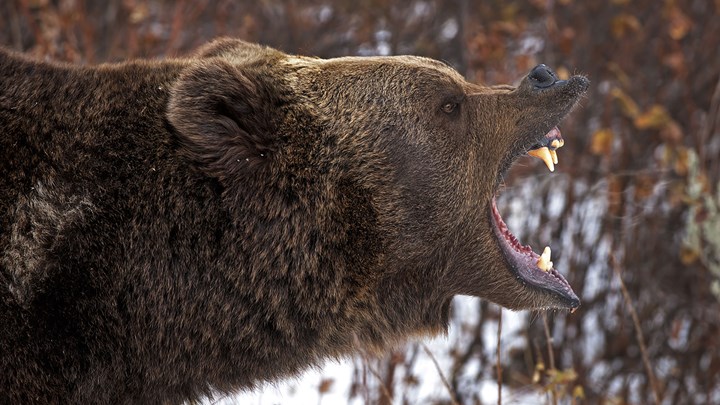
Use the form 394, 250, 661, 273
528, 64, 560, 89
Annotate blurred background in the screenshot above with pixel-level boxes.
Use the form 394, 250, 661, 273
2, 0, 719, 403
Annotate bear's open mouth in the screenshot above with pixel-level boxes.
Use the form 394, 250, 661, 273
489, 126, 580, 310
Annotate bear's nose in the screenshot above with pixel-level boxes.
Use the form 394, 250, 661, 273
528, 64, 558, 89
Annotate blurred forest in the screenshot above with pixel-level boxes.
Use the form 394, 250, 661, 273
2, 0, 719, 404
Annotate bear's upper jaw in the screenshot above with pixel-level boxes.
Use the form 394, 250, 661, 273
527, 126, 564, 172
489, 198, 580, 310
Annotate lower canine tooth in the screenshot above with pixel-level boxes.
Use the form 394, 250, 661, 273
537, 246, 552, 271
528, 147, 555, 172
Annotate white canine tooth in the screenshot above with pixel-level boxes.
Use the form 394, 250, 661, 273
537, 246, 552, 272
528, 147, 555, 172
549, 149, 558, 165
544, 246, 552, 260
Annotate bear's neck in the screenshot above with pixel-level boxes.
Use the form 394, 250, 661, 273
378, 267, 453, 339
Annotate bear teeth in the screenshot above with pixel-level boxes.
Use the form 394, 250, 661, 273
537, 246, 553, 272
528, 146, 556, 172
528, 129, 564, 172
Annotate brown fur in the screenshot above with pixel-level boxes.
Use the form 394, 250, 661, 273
0, 39, 587, 403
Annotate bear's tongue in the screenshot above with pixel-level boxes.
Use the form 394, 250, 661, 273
489, 126, 579, 310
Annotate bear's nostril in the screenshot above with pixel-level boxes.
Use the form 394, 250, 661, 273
529, 64, 558, 89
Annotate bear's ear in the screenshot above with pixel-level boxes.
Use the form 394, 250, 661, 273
168, 60, 277, 181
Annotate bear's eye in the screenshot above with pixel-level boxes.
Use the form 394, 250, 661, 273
442, 102, 458, 114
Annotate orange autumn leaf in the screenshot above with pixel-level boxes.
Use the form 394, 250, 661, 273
666, 6, 692, 40
674, 146, 690, 175
590, 128, 614, 155
679, 245, 699, 265
634, 105, 672, 130
318, 378, 334, 394
611, 87, 640, 118
611, 14, 641, 39
663, 50, 687, 76
555, 66, 570, 80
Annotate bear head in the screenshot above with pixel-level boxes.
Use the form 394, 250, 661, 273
168, 39, 588, 339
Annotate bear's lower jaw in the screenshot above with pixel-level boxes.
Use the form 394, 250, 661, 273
489, 197, 580, 310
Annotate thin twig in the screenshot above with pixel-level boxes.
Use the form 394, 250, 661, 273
541, 314, 555, 371
542, 313, 557, 405
353, 334, 392, 404
421, 343, 460, 405
611, 254, 662, 404
366, 359, 394, 405
496, 308, 503, 405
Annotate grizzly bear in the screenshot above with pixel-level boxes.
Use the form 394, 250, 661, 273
0, 38, 587, 403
